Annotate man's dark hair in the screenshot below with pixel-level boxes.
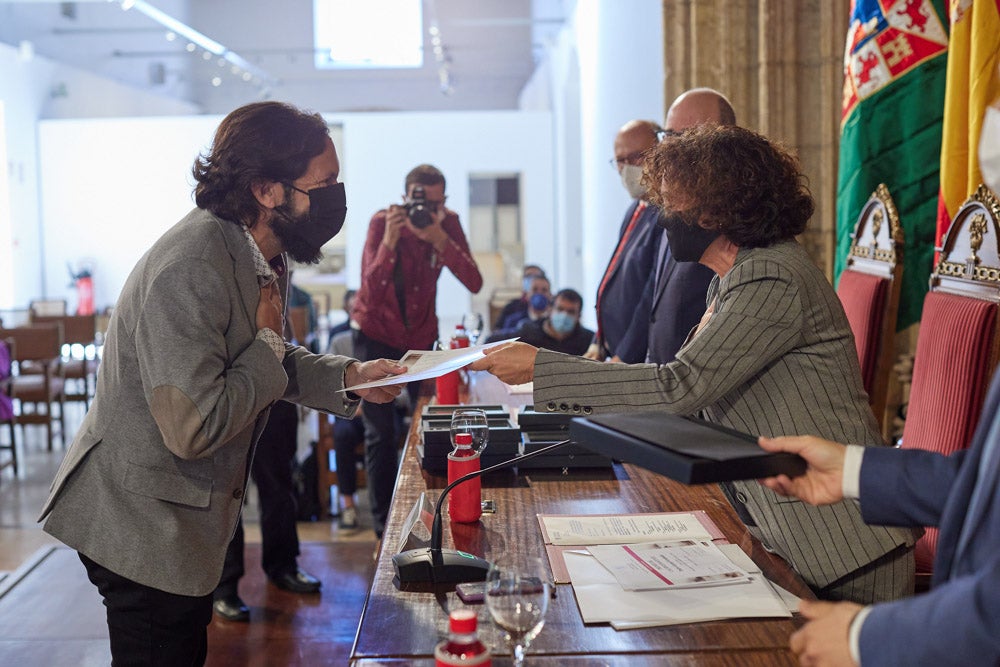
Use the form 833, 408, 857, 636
643, 124, 813, 248
405, 164, 446, 192
192, 101, 330, 226
523, 264, 546, 278
555, 288, 583, 311
342, 289, 357, 311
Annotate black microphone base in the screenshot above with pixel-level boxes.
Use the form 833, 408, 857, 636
392, 548, 491, 584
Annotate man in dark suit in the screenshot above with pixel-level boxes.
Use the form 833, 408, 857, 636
645, 88, 729, 364
759, 366, 1000, 665
585, 119, 663, 364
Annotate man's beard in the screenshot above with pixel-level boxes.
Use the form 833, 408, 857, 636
270, 204, 323, 264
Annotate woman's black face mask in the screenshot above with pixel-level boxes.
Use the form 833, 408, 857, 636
657, 209, 720, 263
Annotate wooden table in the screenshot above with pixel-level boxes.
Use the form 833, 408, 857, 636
351, 378, 810, 665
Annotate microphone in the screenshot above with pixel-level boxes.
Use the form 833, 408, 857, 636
392, 438, 572, 584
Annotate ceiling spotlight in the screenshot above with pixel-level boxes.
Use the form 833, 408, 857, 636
211, 77, 222, 87
242, 72, 252, 81
185, 43, 196, 52
202, 51, 212, 60
120, 0, 136, 10
165, 31, 176, 42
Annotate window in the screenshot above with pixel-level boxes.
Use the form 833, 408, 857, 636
314, 0, 424, 69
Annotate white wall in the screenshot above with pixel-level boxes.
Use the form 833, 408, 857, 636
0, 40, 198, 310
36, 110, 554, 337
519, 0, 664, 328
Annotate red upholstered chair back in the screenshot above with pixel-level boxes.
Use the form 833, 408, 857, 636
901, 184, 1000, 573
838, 271, 889, 399
837, 184, 903, 434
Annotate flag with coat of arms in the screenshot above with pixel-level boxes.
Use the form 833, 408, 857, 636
836, 0, 948, 329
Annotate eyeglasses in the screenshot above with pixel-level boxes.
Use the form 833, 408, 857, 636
608, 151, 648, 169
656, 128, 682, 142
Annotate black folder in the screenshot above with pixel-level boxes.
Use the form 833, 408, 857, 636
569, 411, 806, 484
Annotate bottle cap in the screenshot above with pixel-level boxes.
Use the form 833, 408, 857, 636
455, 433, 473, 446
449, 608, 478, 634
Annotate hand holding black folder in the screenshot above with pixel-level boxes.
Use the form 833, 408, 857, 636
569, 412, 806, 484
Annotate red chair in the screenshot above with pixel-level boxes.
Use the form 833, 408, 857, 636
837, 184, 904, 435
900, 184, 1000, 576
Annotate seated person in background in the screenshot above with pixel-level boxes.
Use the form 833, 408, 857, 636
486, 275, 552, 343
328, 289, 356, 339
493, 264, 547, 330
472, 124, 917, 605
514, 288, 593, 356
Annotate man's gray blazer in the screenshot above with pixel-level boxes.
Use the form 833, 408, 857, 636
39, 209, 359, 597
533, 240, 916, 593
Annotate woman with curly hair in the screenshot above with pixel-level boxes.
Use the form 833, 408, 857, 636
471, 124, 917, 605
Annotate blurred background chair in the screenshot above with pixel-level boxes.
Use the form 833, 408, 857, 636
31, 313, 99, 410
0, 337, 18, 479
0, 323, 66, 451
28, 299, 67, 318
899, 184, 1000, 582
837, 184, 904, 437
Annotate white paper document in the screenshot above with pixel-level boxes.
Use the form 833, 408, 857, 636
340, 339, 516, 392
540, 512, 712, 546
587, 540, 751, 591
565, 543, 791, 627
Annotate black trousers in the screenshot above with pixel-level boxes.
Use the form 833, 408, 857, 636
80, 553, 212, 667
354, 330, 423, 537
333, 414, 365, 497
216, 400, 300, 597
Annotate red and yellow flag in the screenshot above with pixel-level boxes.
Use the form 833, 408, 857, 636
935, 0, 1000, 246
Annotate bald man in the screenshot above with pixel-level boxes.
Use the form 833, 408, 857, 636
644, 88, 729, 364
586, 119, 663, 363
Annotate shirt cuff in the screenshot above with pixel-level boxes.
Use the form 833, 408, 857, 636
841, 444, 865, 500
848, 605, 872, 665
257, 328, 285, 361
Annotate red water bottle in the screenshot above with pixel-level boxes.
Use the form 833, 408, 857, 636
436, 324, 470, 404
447, 433, 482, 523
434, 609, 491, 666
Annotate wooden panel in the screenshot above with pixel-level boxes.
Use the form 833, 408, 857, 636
352, 386, 811, 664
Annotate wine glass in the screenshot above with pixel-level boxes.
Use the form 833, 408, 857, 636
463, 312, 484, 345
485, 555, 551, 666
449, 408, 489, 455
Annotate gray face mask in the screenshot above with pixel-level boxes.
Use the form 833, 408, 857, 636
620, 164, 646, 200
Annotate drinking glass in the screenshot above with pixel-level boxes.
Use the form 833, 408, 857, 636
485, 555, 551, 666
449, 408, 489, 455
463, 312, 484, 345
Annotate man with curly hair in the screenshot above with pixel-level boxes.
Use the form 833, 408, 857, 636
38, 102, 406, 665
472, 125, 917, 605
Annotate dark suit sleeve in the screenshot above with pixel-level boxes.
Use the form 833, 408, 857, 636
860, 446, 965, 528
859, 557, 1000, 665
613, 271, 653, 362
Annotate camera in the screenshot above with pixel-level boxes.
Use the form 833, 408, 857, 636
406, 185, 434, 229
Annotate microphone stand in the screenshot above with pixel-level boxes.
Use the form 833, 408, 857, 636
392, 438, 571, 584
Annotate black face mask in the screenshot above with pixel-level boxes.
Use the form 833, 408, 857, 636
658, 210, 720, 263
272, 182, 348, 264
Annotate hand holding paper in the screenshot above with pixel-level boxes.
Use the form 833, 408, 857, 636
342, 339, 516, 393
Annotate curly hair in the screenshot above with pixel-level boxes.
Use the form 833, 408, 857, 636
193, 102, 330, 226
641, 124, 814, 248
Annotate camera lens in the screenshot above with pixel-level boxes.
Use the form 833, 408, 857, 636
407, 185, 433, 228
